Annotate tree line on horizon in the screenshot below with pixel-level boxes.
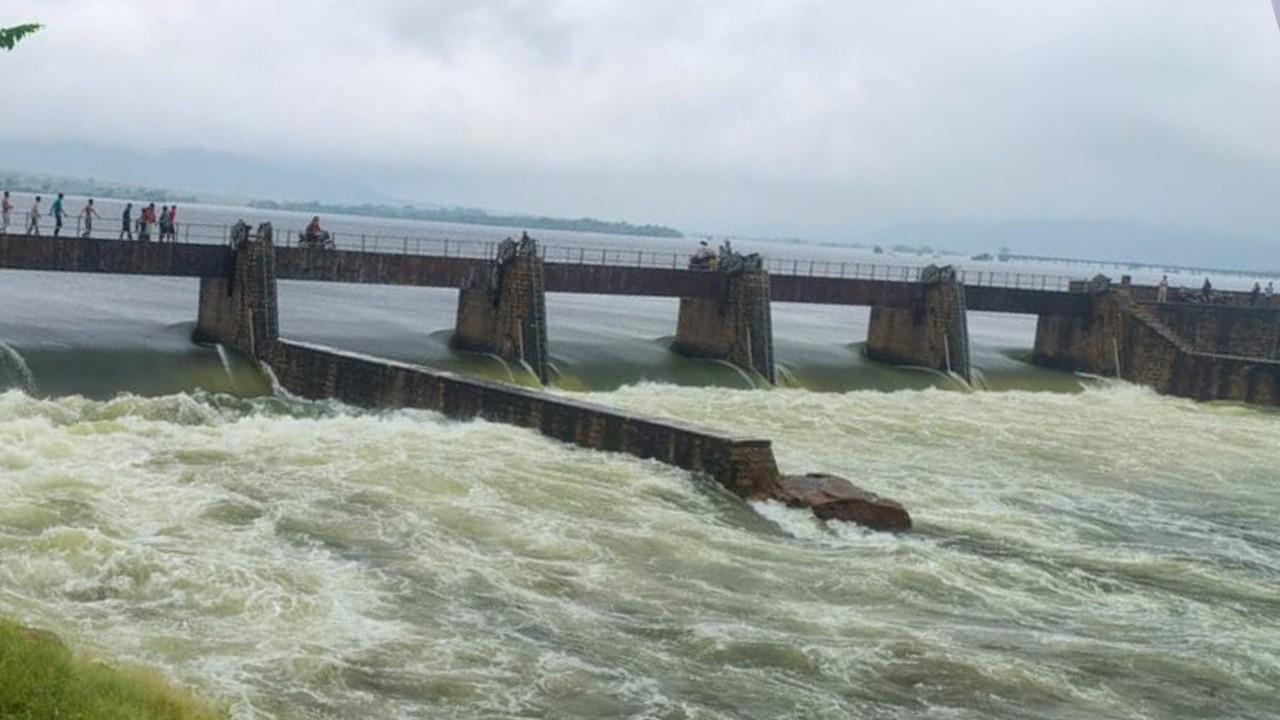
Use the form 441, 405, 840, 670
249, 199, 685, 239
0, 172, 198, 204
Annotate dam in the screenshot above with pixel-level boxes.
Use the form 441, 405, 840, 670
2, 221, 1278, 720
1, 223, 1276, 405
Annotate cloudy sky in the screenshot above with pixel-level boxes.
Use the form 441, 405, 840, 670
4, 1, 1280, 250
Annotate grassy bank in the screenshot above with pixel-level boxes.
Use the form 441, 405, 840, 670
0, 619, 222, 720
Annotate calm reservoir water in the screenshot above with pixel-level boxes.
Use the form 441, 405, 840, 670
1, 198, 1277, 719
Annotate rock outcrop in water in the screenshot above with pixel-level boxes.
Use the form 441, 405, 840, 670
773, 473, 912, 531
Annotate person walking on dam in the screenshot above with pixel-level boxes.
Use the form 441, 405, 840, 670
1250, 282, 1262, 307
51, 193, 66, 237
79, 198, 101, 238
1, 191, 11, 234
27, 196, 41, 235
1157, 275, 1169, 303
1201, 277, 1212, 303
140, 203, 157, 241
120, 203, 133, 240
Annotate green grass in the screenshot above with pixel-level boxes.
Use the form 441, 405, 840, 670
0, 619, 223, 720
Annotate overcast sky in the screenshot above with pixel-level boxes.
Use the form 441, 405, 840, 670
4, 1, 1280, 243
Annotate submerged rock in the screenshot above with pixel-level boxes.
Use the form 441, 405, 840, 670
773, 473, 911, 531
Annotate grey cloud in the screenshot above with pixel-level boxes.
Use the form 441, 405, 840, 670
3, 0, 1279, 254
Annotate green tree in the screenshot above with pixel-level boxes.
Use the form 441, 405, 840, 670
0, 23, 41, 51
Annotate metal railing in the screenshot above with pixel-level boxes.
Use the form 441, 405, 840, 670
15, 218, 237, 245
762, 256, 1074, 291
8, 218, 1078, 291
276, 228, 499, 260
537, 245, 1074, 291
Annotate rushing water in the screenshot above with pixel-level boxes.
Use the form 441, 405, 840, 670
2, 386, 1278, 719
1, 201, 1278, 718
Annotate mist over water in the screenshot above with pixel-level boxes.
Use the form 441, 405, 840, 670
1, 206, 1278, 718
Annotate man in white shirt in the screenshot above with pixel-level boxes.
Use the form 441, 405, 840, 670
27, 196, 42, 235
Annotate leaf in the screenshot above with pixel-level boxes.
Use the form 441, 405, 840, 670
0, 23, 42, 51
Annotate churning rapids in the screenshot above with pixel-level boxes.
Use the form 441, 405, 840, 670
1, 215, 1278, 718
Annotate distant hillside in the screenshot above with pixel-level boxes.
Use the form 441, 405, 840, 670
249, 199, 684, 239
0, 170, 197, 203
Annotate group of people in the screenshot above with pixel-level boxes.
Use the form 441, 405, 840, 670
119, 202, 180, 242
1156, 274, 1274, 306
0, 190, 178, 241
688, 238, 734, 270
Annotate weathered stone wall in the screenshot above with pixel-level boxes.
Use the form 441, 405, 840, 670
1151, 303, 1280, 360
1031, 292, 1123, 376
1123, 307, 1279, 404
1032, 291, 1280, 404
193, 224, 278, 359
269, 340, 782, 499
865, 268, 971, 381
450, 240, 549, 383
673, 271, 776, 383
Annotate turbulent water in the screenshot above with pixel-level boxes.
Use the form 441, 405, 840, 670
2, 386, 1278, 719
1, 200, 1279, 718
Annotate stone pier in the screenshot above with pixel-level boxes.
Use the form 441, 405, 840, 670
451, 236, 549, 384
193, 222, 278, 359
1031, 280, 1125, 376
865, 265, 971, 381
1033, 284, 1280, 404
673, 266, 776, 384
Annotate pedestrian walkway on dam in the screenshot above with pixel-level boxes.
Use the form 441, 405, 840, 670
0, 222, 1277, 406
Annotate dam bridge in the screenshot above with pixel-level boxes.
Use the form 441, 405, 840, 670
2, 224, 1278, 529
1, 224, 1276, 405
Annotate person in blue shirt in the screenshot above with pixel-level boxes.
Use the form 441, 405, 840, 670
51, 193, 66, 237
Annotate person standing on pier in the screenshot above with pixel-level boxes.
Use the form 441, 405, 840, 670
1201, 278, 1213, 303
26, 196, 41, 235
168, 205, 178, 241
137, 204, 151, 241
1, 191, 11, 234
1157, 275, 1169, 303
159, 205, 170, 241
145, 203, 159, 241
51, 193, 66, 237
1250, 282, 1262, 306
120, 203, 133, 240
78, 198, 100, 238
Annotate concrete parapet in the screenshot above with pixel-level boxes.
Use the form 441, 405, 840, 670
673, 270, 776, 383
865, 265, 971, 381
273, 339, 781, 497
451, 237, 549, 384
193, 222, 278, 359
267, 339, 911, 528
